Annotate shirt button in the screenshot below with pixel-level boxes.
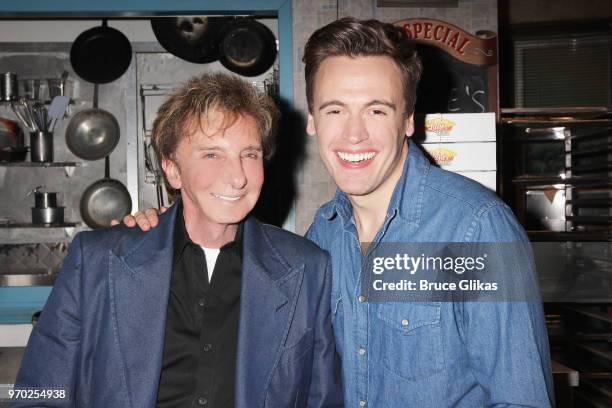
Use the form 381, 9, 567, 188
198, 298, 206, 307
358, 347, 366, 356
197, 396, 208, 406
358, 295, 366, 303
359, 400, 366, 407
401, 319, 409, 327
202, 343, 213, 352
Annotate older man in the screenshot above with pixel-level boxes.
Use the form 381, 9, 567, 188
124, 18, 553, 408
14, 72, 342, 408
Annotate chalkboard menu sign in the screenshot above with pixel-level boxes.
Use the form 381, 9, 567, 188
393, 19, 498, 115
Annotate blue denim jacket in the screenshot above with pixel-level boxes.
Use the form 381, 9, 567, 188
306, 140, 554, 407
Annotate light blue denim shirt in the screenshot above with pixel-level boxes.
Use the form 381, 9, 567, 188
306, 140, 554, 407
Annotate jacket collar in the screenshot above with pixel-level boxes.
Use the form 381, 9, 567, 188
235, 217, 305, 407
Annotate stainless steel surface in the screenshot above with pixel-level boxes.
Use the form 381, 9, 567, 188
0, 72, 17, 102
0, 43, 130, 231
65, 84, 120, 161
31, 207, 64, 224
0, 273, 56, 286
46, 77, 65, 99
79, 179, 131, 228
32, 190, 58, 209
21, 78, 40, 100
29, 130, 53, 162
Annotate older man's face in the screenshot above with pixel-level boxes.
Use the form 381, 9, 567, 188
162, 110, 264, 228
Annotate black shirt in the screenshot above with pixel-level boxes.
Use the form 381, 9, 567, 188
156, 209, 243, 408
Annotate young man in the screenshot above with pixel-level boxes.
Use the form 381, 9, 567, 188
125, 18, 553, 407
14, 73, 342, 408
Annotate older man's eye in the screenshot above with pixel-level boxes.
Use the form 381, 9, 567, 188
203, 153, 217, 159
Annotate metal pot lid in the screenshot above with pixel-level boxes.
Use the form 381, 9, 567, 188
151, 16, 231, 64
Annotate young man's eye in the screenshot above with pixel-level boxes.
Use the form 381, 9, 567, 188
326, 109, 341, 115
371, 109, 387, 115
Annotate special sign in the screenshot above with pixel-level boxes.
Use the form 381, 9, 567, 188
395, 18, 497, 66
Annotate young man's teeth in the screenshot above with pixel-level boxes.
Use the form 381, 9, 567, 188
338, 151, 375, 162
214, 194, 240, 201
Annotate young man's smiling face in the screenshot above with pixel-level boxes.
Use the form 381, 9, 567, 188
307, 55, 414, 202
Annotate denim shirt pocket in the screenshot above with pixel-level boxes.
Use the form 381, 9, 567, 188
373, 302, 444, 381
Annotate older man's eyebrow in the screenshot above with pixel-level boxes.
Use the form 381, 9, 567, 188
195, 145, 223, 151
243, 145, 263, 152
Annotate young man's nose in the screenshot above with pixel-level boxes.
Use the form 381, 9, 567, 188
344, 115, 369, 144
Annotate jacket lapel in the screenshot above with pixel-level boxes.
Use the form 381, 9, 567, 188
235, 218, 305, 408
108, 203, 179, 407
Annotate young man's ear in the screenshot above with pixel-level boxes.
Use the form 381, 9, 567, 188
404, 113, 415, 138
161, 158, 182, 190
306, 113, 316, 136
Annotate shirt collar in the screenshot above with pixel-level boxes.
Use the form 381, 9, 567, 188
173, 200, 244, 264
322, 139, 430, 231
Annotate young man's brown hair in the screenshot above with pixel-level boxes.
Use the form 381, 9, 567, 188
302, 17, 422, 115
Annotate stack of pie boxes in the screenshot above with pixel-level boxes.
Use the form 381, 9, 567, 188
418, 113, 497, 191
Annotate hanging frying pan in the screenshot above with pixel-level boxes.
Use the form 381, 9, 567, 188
218, 18, 277, 77
70, 20, 132, 84
80, 155, 132, 229
151, 16, 231, 64
65, 84, 120, 160
77, 84, 131, 229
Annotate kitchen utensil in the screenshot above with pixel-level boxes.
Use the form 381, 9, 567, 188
150, 16, 231, 64
47, 78, 64, 99
65, 84, 119, 160
30, 130, 53, 162
144, 140, 164, 208
31, 207, 64, 224
16, 98, 37, 131
31, 188, 58, 208
80, 155, 132, 229
22, 78, 41, 100
70, 20, 132, 84
1, 72, 18, 101
218, 19, 277, 77
48, 95, 70, 132
27, 186, 64, 224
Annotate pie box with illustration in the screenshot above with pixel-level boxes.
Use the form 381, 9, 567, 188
421, 142, 496, 172
415, 112, 496, 143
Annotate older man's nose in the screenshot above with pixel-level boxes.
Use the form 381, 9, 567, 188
225, 158, 248, 189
